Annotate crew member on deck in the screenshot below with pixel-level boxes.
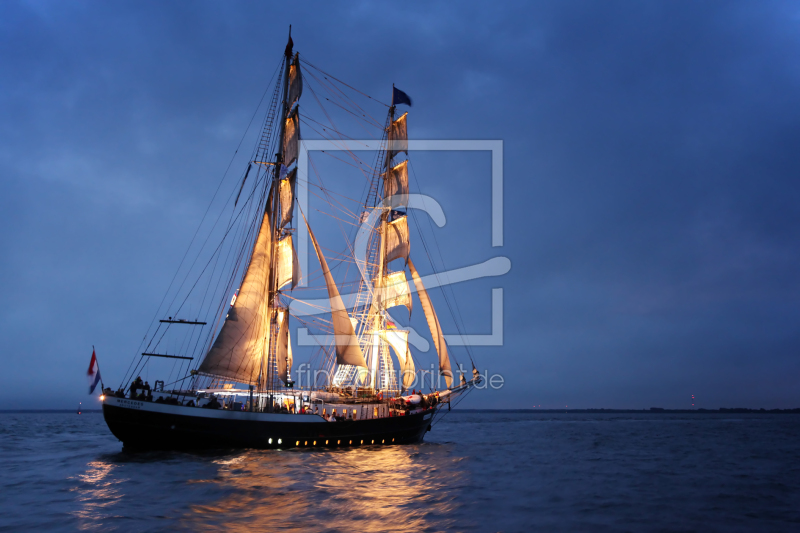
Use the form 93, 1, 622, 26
130, 376, 143, 398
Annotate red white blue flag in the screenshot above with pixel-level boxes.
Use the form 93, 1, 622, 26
87, 349, 102, 394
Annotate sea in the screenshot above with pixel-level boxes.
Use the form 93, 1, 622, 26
1, 411, 799, 532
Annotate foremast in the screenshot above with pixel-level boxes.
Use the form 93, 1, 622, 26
263, 29, 296, 398
196, 30, 303, 402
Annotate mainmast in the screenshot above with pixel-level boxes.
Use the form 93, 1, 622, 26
361, 85, 415, 393
370, 101, 394, 391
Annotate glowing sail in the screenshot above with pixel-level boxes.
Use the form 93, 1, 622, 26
288, 53, 302, 108
284, 107, 300, 166
385, 215, 410, 265
199, 208, 272, 384
304, 214, 368, 368
380, 270, 412, 314
380, 329, 414, 390
279, 168, 297, 229
276, 235, 300, 290
384, 160, 408, 208
388, 112, 408, 160
409, 258, 453, 388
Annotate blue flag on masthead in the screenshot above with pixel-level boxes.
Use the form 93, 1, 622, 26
392, 86, 412, 107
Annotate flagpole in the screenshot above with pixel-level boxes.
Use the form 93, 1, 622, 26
93, 345, 105, 392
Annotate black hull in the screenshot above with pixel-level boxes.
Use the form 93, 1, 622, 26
102, 398, 434, 450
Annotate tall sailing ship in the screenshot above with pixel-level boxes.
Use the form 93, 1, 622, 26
101, 32, 482, 450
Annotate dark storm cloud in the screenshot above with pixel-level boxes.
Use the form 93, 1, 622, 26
1, 1, 798, 408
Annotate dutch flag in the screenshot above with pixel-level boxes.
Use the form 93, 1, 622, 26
87, 349, 102, 394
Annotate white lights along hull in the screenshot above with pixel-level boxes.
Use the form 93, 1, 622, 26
102, 397, 435, 450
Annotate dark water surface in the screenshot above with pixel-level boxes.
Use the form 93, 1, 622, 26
1, 411, 799, 532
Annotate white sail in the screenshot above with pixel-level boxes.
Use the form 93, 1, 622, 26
288, 53, 302, 108
279, 168, 296, 228
303, 214, 368, 368
276, 309, 292, 384
388, 112, 408, 160
379, 328, 414, 390
380, 270, 412, 314
284, 107, 300, 167
199, 208, 272, 383
385, 214, 410, 265
276, 235, 299, 290
384, 160, 408, 208
408, 258, 453, 388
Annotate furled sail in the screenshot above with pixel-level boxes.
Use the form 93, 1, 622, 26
284, 107, 300, 167
380, 270, 412, 314
288, 53, 302, 108
380, 328, 414, 390
279, 168, 296, 228
276, 309, 293, 384
266, 185, 274, 222
384, 160, 408, 208
385, 214, 410, 265
303, 214, 368, 368
199, 208, 272, 383
408, 258, 453, 388
276, 235, 300, 290
388, 112, 408, 160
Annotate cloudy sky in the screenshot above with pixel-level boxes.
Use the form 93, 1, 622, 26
2, 0, 799, 409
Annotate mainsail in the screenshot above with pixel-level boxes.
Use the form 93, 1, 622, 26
408, 258, 453, 387
199, 45, 302, 385
199, 207, 272, 383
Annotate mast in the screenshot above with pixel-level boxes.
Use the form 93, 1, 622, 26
264, 27, 293, 401
365, 85, 417, 394
147, 34, 469, 404
364, 88, 399, 392
376, 97, 395, 391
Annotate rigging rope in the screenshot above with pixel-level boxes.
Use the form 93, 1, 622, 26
300, 55, 390, 107
408, 160, 477, 368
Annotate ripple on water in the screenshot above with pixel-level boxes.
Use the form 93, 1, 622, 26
1, 412, 800, 531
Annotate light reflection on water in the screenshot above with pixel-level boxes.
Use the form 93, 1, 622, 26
71, 461, 122, 529
3, 412, 800, 532
178, 445, 466, 532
